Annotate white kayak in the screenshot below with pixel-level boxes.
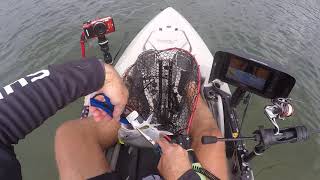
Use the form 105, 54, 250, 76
116, 7, 212, 84
115, 7, 230, 135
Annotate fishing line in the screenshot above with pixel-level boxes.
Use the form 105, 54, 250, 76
113, 32, 129, 61
240, 92, 251, 132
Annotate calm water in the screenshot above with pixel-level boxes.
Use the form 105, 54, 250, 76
0, 0, 320, 179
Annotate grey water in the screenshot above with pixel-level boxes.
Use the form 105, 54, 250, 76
0, 0, 320, 179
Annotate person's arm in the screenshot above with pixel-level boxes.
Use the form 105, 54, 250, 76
0, 58, 127, 146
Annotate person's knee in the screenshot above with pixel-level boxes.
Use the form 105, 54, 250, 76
56, 118, 120, 149
55, 121, 73, 138
55, 119, 88, 146
56, 120, 76, 138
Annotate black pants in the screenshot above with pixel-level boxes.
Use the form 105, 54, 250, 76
0, 144, 22, 180
0, 143, 123, 180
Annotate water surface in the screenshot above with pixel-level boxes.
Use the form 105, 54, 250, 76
0, 0, 319, 179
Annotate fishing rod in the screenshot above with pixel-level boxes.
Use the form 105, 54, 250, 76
202, 92, 319, 163
202, 125, 319, 161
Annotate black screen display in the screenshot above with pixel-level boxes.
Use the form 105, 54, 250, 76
211, 51, 296, 99
226, 56, 271, 90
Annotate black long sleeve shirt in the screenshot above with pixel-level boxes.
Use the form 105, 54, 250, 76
0, 58, 200, 180
0, 58, 104, 180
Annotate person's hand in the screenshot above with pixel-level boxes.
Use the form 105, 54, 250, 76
157, 139, 192, 180
89, 64, 128, 122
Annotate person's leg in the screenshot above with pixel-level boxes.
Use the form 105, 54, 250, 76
189, 97, 229, 180
55, 118, 120, 180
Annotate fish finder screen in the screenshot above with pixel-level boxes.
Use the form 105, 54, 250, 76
226, 56, 271, 90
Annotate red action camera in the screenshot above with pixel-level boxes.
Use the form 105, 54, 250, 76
82, 16, 115, 39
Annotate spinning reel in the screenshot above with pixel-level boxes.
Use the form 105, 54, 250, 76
264, 98, 294, 135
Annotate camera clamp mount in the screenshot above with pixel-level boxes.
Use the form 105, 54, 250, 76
80, 31, 113, 64
97, 35, 113, 64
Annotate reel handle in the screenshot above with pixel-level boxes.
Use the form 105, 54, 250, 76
201, 136, 218, 144
243, 125, 310, 162
253, 125, 309, 146
201, 136, 256, 144
201, 126, 310, 146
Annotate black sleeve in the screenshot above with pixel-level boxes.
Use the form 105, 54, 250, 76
0, 58, 105, 146
178, 169, 201, 180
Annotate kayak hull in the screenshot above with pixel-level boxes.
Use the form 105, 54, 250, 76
115, 7, 213, 84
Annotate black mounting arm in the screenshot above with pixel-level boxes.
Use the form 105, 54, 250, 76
97, 36, 113, 64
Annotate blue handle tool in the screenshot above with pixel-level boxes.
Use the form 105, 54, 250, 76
90, 93, 129, 124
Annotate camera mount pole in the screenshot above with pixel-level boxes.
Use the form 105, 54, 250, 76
97, 36, 113, 64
